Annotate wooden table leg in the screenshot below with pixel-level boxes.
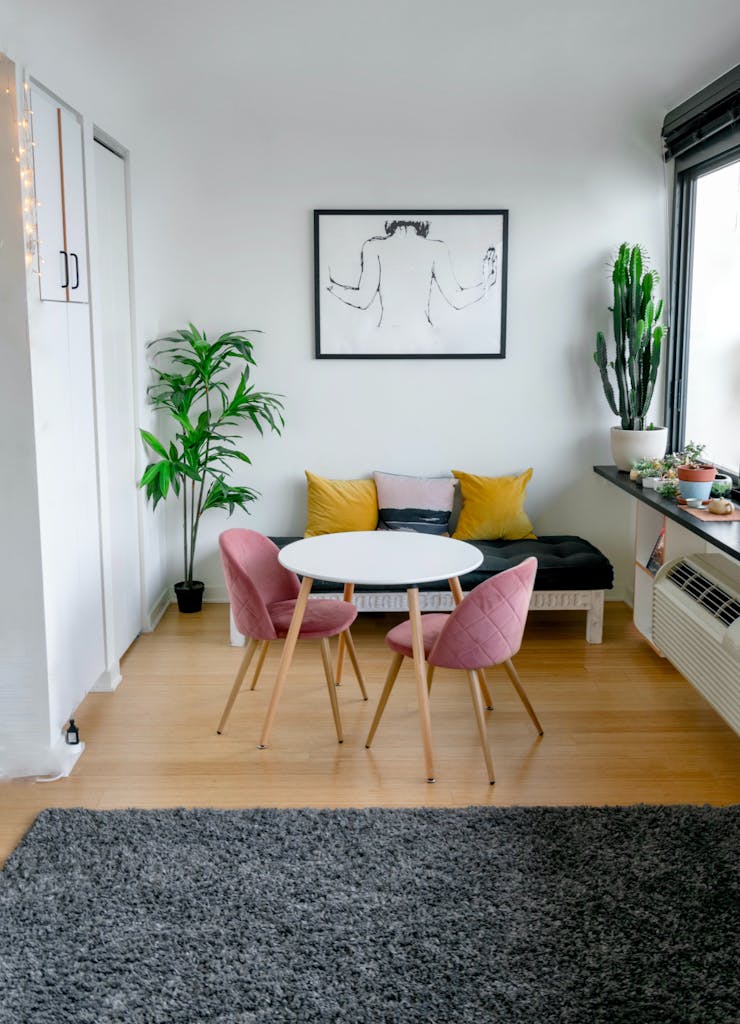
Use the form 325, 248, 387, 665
365, 651, 403, 749
407, 586, 436, 783
258, 576, 313, 748
334, 582, 354, 684
448, 576, 494, 711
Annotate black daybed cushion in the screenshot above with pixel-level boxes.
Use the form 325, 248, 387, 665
269, 536, 613, 593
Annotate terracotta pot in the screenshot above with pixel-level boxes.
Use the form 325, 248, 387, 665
676, 464, 716, 502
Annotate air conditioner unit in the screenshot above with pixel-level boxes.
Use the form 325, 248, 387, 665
653, 553, 740, 736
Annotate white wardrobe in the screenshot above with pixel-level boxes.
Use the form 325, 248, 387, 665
26, 79, 141, 739
28, 82, 108, 732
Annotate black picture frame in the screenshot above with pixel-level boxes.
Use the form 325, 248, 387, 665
314, 209, 508, 360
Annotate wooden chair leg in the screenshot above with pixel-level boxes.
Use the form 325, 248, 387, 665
365, 652, 403, 749
466, 670, 496, 784
334, 583, 354, 684
426, 664, 435, 694
258, 576, 313, 748
477, 670, 494, 710
249, 640, 270, 691
217, 637, 258, 734
319, 637, 344, 743
503, 658, 543, 735
342, 628, 368, 701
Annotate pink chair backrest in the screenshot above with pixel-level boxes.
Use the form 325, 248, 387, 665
219, 529, 301, 640
429, 557, 537, 670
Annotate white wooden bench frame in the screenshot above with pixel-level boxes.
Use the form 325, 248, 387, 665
229, 588, 605, 647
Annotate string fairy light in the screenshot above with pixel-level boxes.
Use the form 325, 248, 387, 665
2, 57, 46, 282
13, 67, 40, 278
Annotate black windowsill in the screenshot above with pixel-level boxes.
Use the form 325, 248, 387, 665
593, 465, 740, 562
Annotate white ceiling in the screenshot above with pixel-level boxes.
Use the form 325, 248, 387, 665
3, 0, 740, 141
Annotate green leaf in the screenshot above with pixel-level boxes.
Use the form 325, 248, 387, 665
140, 430, 168, 458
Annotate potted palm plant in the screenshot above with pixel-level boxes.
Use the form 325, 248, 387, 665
594, 243, 667, 470
139, 324, 284, 613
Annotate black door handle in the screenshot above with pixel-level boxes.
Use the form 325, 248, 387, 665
70, 252, 80, 290
60, 250, 69, 289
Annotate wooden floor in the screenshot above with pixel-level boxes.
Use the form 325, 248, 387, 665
2, 602, 739, 865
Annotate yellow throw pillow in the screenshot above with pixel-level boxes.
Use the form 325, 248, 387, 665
452, 468, 537, 541
304, 471, 378, 537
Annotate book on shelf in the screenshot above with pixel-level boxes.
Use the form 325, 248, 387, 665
645, 527, 666, 575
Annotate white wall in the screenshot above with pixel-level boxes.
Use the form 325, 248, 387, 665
3, 0, 740, 609
0, 60, 54, 771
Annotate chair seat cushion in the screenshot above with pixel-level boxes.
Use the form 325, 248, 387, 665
269, 598, 357, 639
385, 613, 449, 658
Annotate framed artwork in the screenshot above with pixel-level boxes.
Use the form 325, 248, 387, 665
314, 209, 508, 359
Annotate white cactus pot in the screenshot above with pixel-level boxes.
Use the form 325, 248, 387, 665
610, 426, 668, 472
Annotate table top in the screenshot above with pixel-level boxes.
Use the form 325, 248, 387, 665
278, 531, 484, 586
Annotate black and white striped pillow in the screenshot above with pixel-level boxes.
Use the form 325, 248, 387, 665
373, 471, 456, 535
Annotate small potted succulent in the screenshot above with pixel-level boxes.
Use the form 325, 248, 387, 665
675, 441, 716, 503
629, 457, 665, 488
711, 475, 733, 498
657, 477, 680, 500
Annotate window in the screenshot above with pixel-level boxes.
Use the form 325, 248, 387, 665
683, 157, 740, 473
664, 65, 740, 480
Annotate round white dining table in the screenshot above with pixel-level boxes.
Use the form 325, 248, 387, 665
258, 531, 483, 782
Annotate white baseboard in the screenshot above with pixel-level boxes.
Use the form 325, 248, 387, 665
146, 587, 172, 632
1, 736, 85, 781
91, 663, 122, 693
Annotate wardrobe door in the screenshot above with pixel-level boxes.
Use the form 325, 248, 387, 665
30, 85, 89, 303
30, 85, 67, 302
94, 141, 142, 658
59, 106, 89, 304
29, 300, 106, 730
66, 301, 106, 699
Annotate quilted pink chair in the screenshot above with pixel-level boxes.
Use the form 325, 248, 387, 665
217, 529, 367, 740
365, 557, 542, 784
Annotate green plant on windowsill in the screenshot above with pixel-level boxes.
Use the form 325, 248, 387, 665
629, 457, 665, 482
594, 244, 665, 432
630, 451, 681, 484
711, 477, 733, 498
139, 323, 284, 613
656, 478, 680, 499
677, 440, 710, 470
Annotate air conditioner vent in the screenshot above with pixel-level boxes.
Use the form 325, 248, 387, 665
665, 563, 740, 627
654, 554, 740, 736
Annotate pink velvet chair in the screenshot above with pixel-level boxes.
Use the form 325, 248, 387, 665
217, 529, 367, 741
365, 557, 542, 784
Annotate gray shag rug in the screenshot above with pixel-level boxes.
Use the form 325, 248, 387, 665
1, 806, 738, 1023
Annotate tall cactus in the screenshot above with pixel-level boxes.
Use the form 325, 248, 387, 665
594, 243, 665, 430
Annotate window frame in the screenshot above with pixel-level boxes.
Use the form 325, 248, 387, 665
666, 129, 740, 481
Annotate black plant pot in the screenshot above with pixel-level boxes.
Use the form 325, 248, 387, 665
174, 581, 205, 614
